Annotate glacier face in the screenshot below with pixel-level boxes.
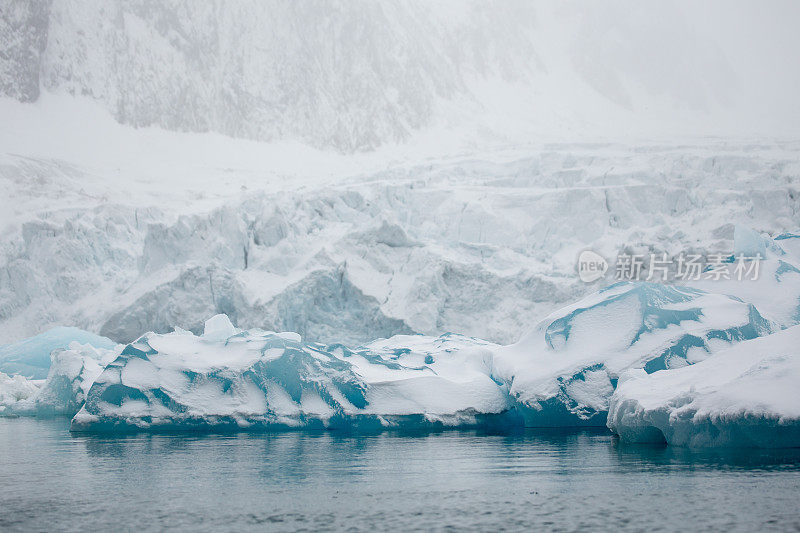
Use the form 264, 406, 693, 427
2, 144, 799, 347
607, 325, 800, 448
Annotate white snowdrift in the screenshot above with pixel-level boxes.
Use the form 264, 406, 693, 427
607, 325, 800, 447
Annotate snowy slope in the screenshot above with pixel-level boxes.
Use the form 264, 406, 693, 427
3, 0, 800, 151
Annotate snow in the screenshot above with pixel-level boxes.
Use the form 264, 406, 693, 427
0, 327, 118, 379
688, 231, 800, 327
489, 282, 774, 426
607, 325, 800, 447
3, 2, 799, 150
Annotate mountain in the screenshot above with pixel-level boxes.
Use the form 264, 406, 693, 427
3, 0, 799, 152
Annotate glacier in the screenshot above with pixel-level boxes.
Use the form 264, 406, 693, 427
2, 145, 799, 349
2, 1, 800, 355
607, 325, 800, 448
0, 0, 796, 459
1, 227, 797, 445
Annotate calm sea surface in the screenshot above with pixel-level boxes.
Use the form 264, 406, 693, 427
1, 418, 799, 532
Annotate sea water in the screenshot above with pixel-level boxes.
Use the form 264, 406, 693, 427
1, 419, 799, 532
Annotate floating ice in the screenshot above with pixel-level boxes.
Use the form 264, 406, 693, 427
607, 325, 800, 447
3, 343, 121, 416
0, 327, 117, 379
490, 282, 774, 427
71, 285, 775, 433
0, 372, 40, 416
71, 323, 510, 432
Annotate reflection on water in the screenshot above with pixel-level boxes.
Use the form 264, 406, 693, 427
1, 419, 799, 531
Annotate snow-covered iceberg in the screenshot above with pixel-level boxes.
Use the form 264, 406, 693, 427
0, 371, 40, 416
1, 342, 121, 417
0, 327, 117, 379
71, 286, 776, 433
607, 325, 800, 447
490, 282, 774, 427
71, 315, 511, 432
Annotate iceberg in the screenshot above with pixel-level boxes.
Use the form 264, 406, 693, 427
71, 315, 511, 432
0, 372, 40, 416
490, 282, 774, 427
2, 343, 121, 416
607, 325, 800, 447
0, 327, 117, 379
71, 286, 775, 433
24, 343, 121, 416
